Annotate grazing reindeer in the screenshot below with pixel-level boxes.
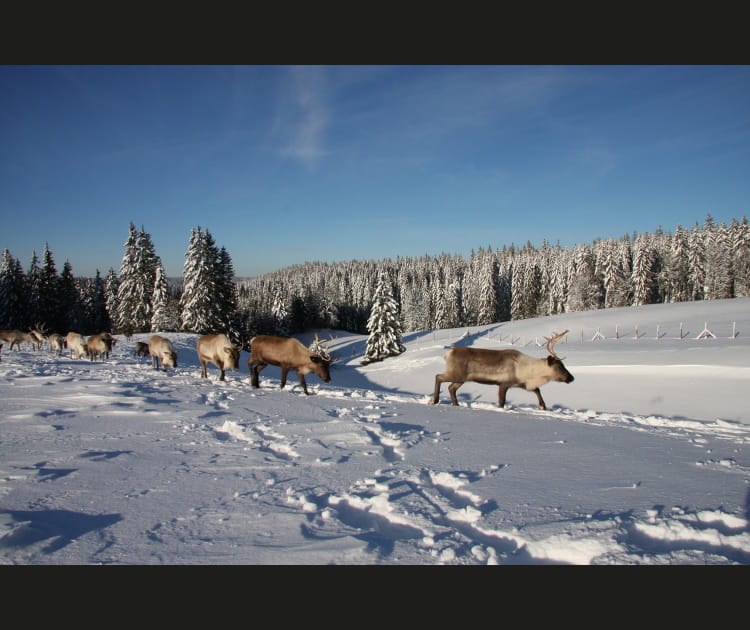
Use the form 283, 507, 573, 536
248, 335, 331, 395
196, 333, 240, 381
148, 335, 177, 371
65, 332, 89, 360
48, 333, 66, 356
134, 341, 150, 358
86, 332, 114, 361
431, 330, 574, 410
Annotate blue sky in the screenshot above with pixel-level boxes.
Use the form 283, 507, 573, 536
1, 65, 748, 278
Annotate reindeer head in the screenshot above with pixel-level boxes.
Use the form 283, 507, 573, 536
544, 330, 574, 383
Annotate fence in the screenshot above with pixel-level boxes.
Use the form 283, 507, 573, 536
417, 320, 741, 349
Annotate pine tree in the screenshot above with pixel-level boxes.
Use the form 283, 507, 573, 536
731, 217, 750, 297
82, 270, 109, 333
117, 224, 160, 333
59, 260, 84, 332
179, 227, 226, 334
667, 225, 690, 303
364, 272, 405, 363
270, 286, 290, 336
104, 268, 120, 331
38, 243, 61, 329
26, 251, 42, 327
632, 235, 657, 306
687, 223, 706, 301
0, 249, 24, 329
216, 246, 239, 335
151, 261, 172, 331
476, 255, 499, 325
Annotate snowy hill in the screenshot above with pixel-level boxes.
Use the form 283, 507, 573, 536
1, 298, 749, 564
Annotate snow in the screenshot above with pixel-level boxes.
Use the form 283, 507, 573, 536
1, 297, 749, 565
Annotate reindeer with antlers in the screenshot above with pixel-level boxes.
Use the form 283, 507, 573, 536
430, 330, 574, 410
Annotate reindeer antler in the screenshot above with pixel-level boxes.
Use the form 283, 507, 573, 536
310, 333, 332, 362
544, 330, 568, 360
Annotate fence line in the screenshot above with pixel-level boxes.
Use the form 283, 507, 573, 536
421, 320, 740, 347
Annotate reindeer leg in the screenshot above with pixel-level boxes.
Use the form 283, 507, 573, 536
200, 360, 208, 378
298, 373, 310, 395
431, 373, 447, 404
532, 388, 547, 410
280, 367, 288, 389
498, 384, 509, 408
448, 382, 463, 406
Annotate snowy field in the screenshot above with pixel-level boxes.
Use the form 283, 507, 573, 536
1, 297, 749, 565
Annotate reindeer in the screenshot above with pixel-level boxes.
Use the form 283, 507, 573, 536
65, 332, 89, 360
196, 333, 240, 381
48, 333, 66, 356
431, 330, 574, 410
134, 341, 150, 358
0, 330, 23, 350
29, 323, 49, 350
86, 332, 114, 361
248, 334, 332, 395
148, 335, 177, 371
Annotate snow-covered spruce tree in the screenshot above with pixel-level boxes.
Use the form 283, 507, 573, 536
0, 249, 24, 329
631, 234, 657, 306
364, 272, 405, 364
150, 260, 173, 331
117, 223, 159, 334
216, 246, 239, 336
179, 227, 228, 334
476, 255, 499, 325
26, 251, 42, 327
104, 268, 120, 331
270, 286, 290, 336
703, 217, 733, 300
730, 217, 750, 297
666, 225, 690, 303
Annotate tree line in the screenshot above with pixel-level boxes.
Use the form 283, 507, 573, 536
0, 223, 238, 341
237, 215, 749, 336
1, 215, 748, 349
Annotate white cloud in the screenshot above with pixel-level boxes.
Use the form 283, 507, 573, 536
277, 67, 329, 169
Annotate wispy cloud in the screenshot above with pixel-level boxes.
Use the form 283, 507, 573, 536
276, 67, 329, 170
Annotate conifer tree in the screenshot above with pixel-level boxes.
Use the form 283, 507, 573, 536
59, 260, 84, 332
632, 235, 657, 306
26, 251, 42, 327
151, 261, 172, 331
364, 273, 405, 363
0, 249, 24, 329
117, 223, 156, 334
37, 243, 61, 329
82, 270, 109, 333
104, 268, 120, 331
179, 227, 227, 334
731, 217, 750, 297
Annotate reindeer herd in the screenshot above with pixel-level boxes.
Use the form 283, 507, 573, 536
0, 324, 575, 410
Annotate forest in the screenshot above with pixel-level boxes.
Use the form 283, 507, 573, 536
1, 215, 748, 351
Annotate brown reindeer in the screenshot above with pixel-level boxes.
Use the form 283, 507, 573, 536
148, 335, 177, 371
65, 332, 89, 360
134, 341, 150, 358
248, 335, 331, 395
86, 332, 114, 361
431, 330, 574, 410
48, 333, 66, 356
196, 333, 240, 381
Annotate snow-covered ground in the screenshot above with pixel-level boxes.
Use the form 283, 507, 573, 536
1, 298, 749, 564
